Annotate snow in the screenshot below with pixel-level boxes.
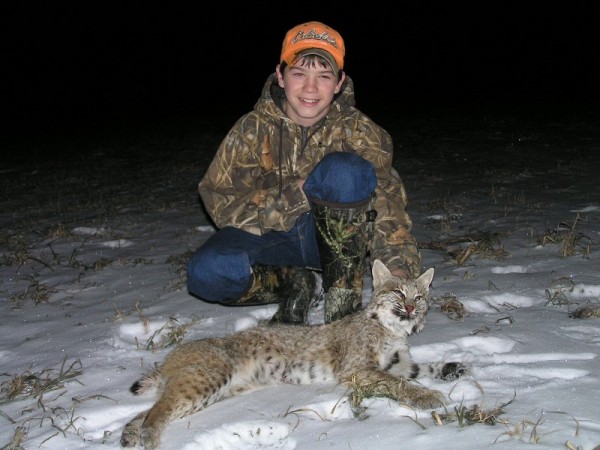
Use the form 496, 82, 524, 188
2, 109, 600, 450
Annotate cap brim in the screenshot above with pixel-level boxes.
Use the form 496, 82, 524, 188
292, 48, 339, 75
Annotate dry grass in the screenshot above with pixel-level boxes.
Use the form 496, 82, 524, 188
432, 399, 511, 427
346, 376, 518, 433
420, 231, 509, 266
538, 214, 596, 257
1, 236, 52, 270
1, 424, 27, 450
43, 223, 72, 239
282, 405, 330, 430
545, 276, 576, 307
449, 233, 509, 266
343, 377, 588, 447
138, 316, 201, 352
346, 375, 393, 411
111, 301, 200, 350
491, 407, 588, 446
1, 249, 31, 268
9, 277, 56, 304
0, 357, 82, 404
489, 185, 527, 207
494, 415, 546, 444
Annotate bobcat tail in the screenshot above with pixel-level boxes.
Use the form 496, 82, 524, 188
129, 369, 162, 395
412, 362, 468, 381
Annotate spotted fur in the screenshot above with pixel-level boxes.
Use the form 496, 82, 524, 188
121, 260, 466, 449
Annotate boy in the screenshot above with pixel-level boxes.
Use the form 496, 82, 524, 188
187, 21, 421, 324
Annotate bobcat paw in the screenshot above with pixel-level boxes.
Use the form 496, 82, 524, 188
407, 387, 446, 409
121, 421, 141, 448
140, 427, 161, 450
120, 429, 140, 448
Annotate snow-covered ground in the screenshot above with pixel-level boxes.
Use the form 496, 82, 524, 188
2, 106, 599, 449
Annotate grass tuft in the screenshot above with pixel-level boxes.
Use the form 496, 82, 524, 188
345, 374, 393, 412
433, 397, 512, 428
9, 277, 56, 304
420, 231, 508, 266
141, 316, 201, 351
538, 214, 596, 257
545, 276, 576, 307
0, 357, 83, 404
1, 424, 27, 450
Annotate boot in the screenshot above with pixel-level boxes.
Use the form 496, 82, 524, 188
312, 195, 377, 323
235, 265, 289, 305
233, 265, 320, 325
269, 267, 321, 324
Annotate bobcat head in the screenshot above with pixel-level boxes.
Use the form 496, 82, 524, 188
369, 259, 434, 335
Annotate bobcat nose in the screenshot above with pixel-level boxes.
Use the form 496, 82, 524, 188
405, 304, 415, 315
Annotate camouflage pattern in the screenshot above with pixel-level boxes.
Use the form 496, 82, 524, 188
235, 265, 319, 325
312, 198, 376, 323
199, 74, 421, 277
269, 267, 319, 324
235, 264, 284, 305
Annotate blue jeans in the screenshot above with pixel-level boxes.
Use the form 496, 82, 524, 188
187, 152, 377, 303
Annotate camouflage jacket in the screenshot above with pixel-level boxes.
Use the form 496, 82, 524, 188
199, 74, 422, 277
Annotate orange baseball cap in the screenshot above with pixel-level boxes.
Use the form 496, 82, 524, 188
280, 21, 345, 73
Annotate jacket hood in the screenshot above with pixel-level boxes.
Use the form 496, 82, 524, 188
254, 73, 357, 123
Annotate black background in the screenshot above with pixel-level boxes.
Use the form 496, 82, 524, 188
2, 3, 598, 137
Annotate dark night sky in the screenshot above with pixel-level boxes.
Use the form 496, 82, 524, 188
2, 4, 598, 136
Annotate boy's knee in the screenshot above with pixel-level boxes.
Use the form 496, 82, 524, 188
304, 152, 376, 203
186, 250, 250, 303
187, 251, 211, 299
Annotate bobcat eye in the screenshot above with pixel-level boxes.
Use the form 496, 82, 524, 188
394, 290, 406, 300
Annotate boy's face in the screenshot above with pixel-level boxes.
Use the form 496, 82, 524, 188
276, 57, 345, 127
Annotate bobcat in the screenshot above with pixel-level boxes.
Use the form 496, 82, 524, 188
121, 260, 466, 449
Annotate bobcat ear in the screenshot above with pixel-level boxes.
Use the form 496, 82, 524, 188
418, 268, 435, 287
372, 259, 392, 288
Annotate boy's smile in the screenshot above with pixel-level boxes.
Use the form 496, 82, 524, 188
277, 60, 345, 127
